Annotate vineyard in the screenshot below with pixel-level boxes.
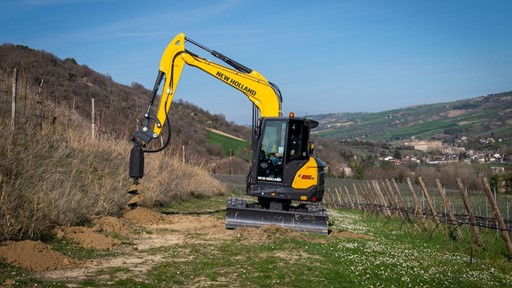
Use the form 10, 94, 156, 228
324, 177, 512, 257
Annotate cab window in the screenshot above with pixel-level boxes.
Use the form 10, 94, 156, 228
257, 120, 286, 181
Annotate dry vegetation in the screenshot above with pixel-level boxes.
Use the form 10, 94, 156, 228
0, 106, 227, 242
0, 45, 228, 242
0, 44, 251, 169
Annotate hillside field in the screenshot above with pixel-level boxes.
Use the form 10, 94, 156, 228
313, 92, 512, 143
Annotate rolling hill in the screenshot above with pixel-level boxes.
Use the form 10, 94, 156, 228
311, 92, 512, 144
0, 43, 251, 171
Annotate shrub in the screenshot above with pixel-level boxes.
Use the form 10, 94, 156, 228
0, 106, 227, 241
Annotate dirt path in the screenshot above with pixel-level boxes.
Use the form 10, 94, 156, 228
0, 208, 253, 282
0, 208, 365, 285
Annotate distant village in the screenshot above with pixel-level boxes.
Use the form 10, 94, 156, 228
388, 136, 508, 166
324, 132, 512, 179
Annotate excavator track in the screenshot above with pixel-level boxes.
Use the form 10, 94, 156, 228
225, 198, 329, 234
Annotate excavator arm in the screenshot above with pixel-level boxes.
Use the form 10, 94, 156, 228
133, 33, 282, 144
130, 33, 283, 184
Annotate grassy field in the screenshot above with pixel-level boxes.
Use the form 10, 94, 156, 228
1, 191, 512, 287
207, 131, 248, 157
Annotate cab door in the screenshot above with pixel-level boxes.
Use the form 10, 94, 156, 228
255, 119, 287, 182
282, 119, 311, 185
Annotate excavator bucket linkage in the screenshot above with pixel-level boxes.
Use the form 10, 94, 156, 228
225, 198, 329, 234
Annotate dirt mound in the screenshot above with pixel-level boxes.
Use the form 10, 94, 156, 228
123, 207, 168, 226
163, 214, 231, 237
91, 216, 133, 236
54, 226, 120, 250
0, 217, 132, 272
0, 240, 77, 272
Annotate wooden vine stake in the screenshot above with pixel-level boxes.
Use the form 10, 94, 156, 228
91, 97, 95, 141
361, 183, 375, 206
327, 189, 338, 209
407, 178, 427, 228
406, 177, 424, 221
392, 179, 412, 222
418, 176, 440, 225
324, 188, 333, 208
335, 187, 346, 208
481, 177, 512, 255
331, 187, 339, 208
373, 180, 391, 216
385, 179, 403, 219
328, 189, 337, 208
360, 181, 379, 211
435, 179, 462, 239
353, 183, 365, 211
380, 180, 396, 213
344, 186, 354, 209
360, 183, 376, 213
456, 178, 483, 247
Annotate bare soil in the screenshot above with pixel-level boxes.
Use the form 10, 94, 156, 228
0, 240, 78, 272
54, 226, 120, 250
0, 207, 370, 283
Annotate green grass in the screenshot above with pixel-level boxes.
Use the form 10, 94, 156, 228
138, 211, 512, 287
207, 131, 248, 157
0, 262, 65, 288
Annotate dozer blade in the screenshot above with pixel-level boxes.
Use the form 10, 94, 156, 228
225, 206, 329, 234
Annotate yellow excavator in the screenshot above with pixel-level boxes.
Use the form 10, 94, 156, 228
129, 33, 328, 233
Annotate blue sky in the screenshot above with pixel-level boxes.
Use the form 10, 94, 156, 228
1, 0, 511, 124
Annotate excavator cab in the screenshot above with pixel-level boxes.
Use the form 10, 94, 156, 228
226, 115, 328, 234
250, 116, 325, 200
255, 117, 313, 180
254, 117, 312, 183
